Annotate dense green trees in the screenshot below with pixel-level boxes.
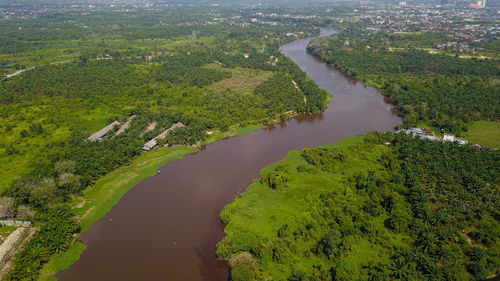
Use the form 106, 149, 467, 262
1, 60, 143, 103
307, 34, 500, 134
0, 6, 330, 280
218, 133, 500, 280
4, 206, 79, 281
260, 164, 292, 191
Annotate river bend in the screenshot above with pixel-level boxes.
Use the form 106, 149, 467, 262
58, 29, 401, 281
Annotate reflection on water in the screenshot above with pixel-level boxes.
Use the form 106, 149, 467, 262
58, 29, 401, 281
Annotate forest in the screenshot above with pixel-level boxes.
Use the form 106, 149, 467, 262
0, 6, 330, 280
218, 132, 500, 281
307, 32, 500, 135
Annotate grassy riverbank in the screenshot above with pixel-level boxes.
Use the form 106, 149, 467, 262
36, 122, 269, 281
37, 146, 198, 281
217, 133, 500, 280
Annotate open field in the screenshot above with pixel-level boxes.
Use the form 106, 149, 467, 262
206, 65, 273, 95
0, 226, 18, 239
468, 121, 500, 148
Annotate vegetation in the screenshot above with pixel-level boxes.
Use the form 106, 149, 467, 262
468, 121, 500, 148
36, 145, 197, 281
0, 225, 18, 239
307, 32, 500, 136
0, 15, 328, 188
5, 207, 79, 280
218, 133, 500, 280
0, 6, 330, 280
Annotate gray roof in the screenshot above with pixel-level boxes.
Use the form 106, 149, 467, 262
88, 121, 120, 141
113, 115, 136, 137
143, 122, 184, 151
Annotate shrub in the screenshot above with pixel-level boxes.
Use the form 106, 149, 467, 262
231, 263, 256, 281
466, 262, 487, 281
466, 247, 486, 262
302, 147, 345, 171
260, 165, 292, 191
230, 252, 258, 281
320, 229, 342, 257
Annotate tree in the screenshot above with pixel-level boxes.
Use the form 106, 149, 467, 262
467, 262, 487, 281
230, 252, 257, 281
55, 160, 76, 174
29, 178, 58, 208
231, 263, 256, 281
320, 229, 342, 257
58, 173, 81, 193
0, 197, 15, 218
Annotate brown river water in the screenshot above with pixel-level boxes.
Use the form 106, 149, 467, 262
58, 29, 401, 281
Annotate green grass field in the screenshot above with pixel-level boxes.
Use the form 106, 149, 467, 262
206, 65, 273, 94
0, 225, 18, 238
468, 121, 500, 148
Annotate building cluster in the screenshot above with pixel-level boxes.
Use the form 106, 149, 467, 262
470, 0, 487, 8
142, 122, 184, 151
332, 4, 498, 55
0, 1, 176, 20
87, 116, 185, 151
398, 127, 498, 150
397, 127, 470, 145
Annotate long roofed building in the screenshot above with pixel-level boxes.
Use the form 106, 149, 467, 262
88, 121, 121, 141
143, 122, 184, 151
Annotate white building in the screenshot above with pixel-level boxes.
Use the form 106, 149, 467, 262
443, 133, 455, 142
443, 133, 468, 145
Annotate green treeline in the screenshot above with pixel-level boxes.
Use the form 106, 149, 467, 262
0, 8, 330, 280
152, 51, 231, 87
218, 133, 500, 281
4, 207, 79, 280
2, 111, 216, 280
307, 34, 500, 134
1, 60, 144, 103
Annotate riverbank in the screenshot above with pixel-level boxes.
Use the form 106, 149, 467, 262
36, 122, 267, 281
26, 32, 333, 279
306, 33, 499, 141
306, 47, 500, 148
217, 132, 500, 280
54, 27, 400, 281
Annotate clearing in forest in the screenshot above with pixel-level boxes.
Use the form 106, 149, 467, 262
469, 121, 500, 148
205, 64, 273, 94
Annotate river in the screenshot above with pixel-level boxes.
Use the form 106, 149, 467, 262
58, 29, 401, 281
